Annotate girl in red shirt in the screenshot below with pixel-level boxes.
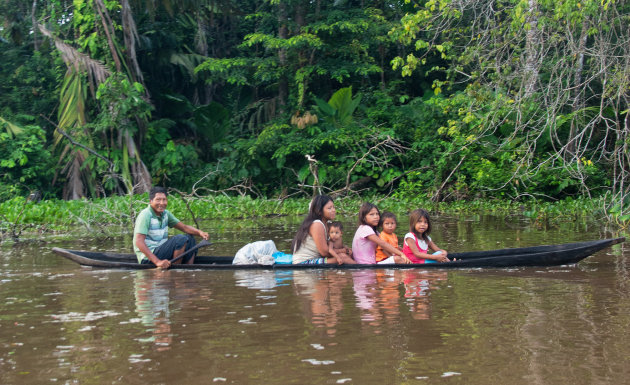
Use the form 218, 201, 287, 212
402, 209, 450, 263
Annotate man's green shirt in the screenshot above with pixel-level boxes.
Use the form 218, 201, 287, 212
133, 205, 180, 263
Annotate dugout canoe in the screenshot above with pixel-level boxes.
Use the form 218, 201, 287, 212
52, 238, 624, 270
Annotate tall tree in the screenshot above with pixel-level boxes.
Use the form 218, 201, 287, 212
37, 0, 153, 198
391, 0, 630, 202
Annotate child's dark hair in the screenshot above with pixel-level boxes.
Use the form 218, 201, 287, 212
379, 211, 397, 227
409, 209, 431, 241
329, 221, 343, 231
358, 202, 380, 230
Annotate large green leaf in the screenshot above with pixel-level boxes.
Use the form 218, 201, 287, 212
314, 97, 336, 117
0, 117, 23, 137
314, 87, 362, 126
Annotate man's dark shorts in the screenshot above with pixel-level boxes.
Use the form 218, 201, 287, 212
141, 234, 197, 264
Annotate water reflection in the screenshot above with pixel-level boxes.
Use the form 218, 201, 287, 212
134, 270, 173, 351
613, 242, 630, 294
402, 270, 448, 320
235, 269, 450, 334
351, 270, 448, 325
234, 270, 286, 290
293, 270, 350, 337
133, 270, 206, 352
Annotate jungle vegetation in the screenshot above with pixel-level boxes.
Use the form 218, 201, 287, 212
1, 0, 629, 224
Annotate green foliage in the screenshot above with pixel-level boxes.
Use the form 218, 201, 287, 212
57, 69, 88, 133
87, 74, 153, 192
192, 102, 231, 149
155, 95, 231, 159
0, 125, 54, 200
94, 75, 153, 133
151, 140, 199, 187
0, 43, 59, 122
0, 193, 608, 241
0, 117, 23, 137
607, 195, 630, 227
388, 0, 630, 206
314, 87, 362, 126
195, 58, 252, 86
0, 0, 627, 227
387, 87, 612, 201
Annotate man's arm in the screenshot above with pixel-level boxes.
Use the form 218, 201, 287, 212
135, 233, 170, 269
173, 222, 209, 240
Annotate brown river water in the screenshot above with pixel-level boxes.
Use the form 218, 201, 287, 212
1, 214, 629, 384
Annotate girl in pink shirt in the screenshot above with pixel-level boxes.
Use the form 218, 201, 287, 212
351, 203, 410, 265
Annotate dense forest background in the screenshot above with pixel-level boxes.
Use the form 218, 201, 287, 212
1, 0, 629, 216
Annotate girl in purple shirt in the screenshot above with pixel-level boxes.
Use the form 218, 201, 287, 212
351, 203, 410, 264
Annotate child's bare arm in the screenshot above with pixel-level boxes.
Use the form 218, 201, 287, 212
333, 245, 348, 253
407, 238, 449, 262
330, 243, 356, 264
328, 241, 343, 265
332, 239, 353, 257
368, 234, 410, 263
428, 239, 448, 258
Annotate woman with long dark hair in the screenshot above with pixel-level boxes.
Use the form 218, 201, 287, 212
291, 195, 354, 264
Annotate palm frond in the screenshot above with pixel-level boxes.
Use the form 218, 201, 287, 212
62, 152, 87, 200
38, 24, 111, 85
55, 69, 87, 145
122, 0, 146, 86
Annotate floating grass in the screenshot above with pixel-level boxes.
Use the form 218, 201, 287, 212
0, 194, 617, 242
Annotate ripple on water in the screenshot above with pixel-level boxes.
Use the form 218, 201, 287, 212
128, 354, 151, 363
301, 358, 335, 365
50, 310, 121, 322
119, 318, 142, 324
47, 274, 75, 280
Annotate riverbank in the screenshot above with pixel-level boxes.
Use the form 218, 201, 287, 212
1, 193, 623, 243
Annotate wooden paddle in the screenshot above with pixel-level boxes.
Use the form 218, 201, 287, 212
159, 239, 212, 268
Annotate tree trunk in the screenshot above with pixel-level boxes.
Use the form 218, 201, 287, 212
296, 0, 308, 108
93, 0, 122, 72
121, 0, 147, 91
567, 17, 590, 157
522, 0, 541, 98
31, 0, 38, 51
195, 10, 212, 104
295, 0, 305, 31
277, 1, 289, 112
379, 44, 386, 91
124, 131, 151, 194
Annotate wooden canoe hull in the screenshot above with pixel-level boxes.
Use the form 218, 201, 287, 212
52, 238, 625, 270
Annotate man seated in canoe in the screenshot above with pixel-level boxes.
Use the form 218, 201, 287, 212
133, 187, 209, 269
